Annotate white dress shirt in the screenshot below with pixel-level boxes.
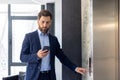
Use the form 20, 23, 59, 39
38, 29, 51, 71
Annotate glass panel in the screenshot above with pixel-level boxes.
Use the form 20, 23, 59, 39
12, 20, 37, 62
11, 66, 26, 75
0, 5, 8, 80
0, 4, 8, 12
11, 4, 41, 16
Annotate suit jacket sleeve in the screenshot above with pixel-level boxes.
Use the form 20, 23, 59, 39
20, 34, 40, 63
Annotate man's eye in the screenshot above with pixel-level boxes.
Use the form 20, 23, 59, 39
46, 22, 49, 24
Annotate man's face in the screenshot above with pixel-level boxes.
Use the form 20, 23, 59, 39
38, 16, 52, 33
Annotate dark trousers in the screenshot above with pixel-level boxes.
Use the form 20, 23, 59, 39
37, 71, 51, 80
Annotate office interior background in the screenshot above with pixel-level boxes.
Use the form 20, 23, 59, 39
0, 0, 119, 80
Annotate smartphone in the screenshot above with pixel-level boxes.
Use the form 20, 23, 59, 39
42, 46, 50, 51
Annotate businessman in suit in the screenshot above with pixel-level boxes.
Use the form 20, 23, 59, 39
20, 10, 86, 80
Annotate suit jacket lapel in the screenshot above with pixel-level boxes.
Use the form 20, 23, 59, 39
48, 34, 53, 59
49, 34, 52, 48
34, 30, 41, 50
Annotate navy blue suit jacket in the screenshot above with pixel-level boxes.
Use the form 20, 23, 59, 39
20, 30, 77, 80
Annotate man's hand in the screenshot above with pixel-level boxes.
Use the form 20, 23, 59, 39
75, 67, 87, 75
37, 49, 49, 58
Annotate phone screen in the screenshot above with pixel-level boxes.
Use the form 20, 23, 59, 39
42, 46, 50, 51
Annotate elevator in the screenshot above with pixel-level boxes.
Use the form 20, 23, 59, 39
93, 0, 119, 80
61, 0, 120, 80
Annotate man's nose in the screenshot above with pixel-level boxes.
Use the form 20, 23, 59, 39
43, 23, 47, 27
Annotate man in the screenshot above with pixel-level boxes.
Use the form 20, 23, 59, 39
20, 10, 86, 80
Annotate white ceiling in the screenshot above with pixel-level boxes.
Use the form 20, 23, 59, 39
0, 0, 54, 4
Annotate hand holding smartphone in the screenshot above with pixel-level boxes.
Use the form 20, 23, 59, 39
37, 46, 50, 58
42, 46, 50, 51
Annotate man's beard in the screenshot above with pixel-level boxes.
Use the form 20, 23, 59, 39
39, 27, 49, 33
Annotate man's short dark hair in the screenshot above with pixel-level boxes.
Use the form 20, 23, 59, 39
38, 10, 52, 20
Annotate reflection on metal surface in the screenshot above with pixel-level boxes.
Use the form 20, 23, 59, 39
93, 0, 118, 80
97, 23, 115, 30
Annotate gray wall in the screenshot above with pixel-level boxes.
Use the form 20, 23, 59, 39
47, 3, 55, 35
62, 0, 82, 80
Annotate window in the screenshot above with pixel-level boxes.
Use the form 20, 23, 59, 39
8, 4, 40, 75
12, 20, 37, 63
0, 4, 55, 79
0, 4, 8, 79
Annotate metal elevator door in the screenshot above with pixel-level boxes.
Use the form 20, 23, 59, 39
93, 0, 119, 80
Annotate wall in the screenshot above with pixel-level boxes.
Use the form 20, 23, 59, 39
62, 0, 82, 80
55, 0, 62, 80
